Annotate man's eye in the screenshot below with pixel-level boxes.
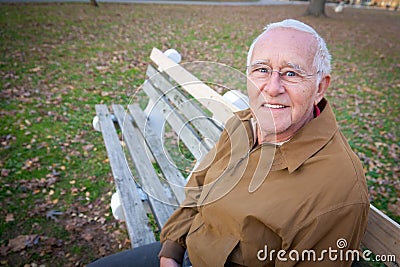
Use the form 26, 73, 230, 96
255, 67, 269, 73
284, 71, 297, 77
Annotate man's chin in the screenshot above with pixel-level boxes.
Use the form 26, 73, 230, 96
258, 120, 297, 143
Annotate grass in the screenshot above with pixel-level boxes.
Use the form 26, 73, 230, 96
0, 3, 399, 266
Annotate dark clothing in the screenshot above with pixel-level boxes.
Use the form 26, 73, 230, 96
87, 242, 162, 267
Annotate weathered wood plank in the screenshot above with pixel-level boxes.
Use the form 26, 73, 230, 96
95, 104, 155, 247
128, 103, 186, 204
361, 204, 400, 266
142, 80, 209, 160
112, 104, 177, 228
146, 64, 223, 144
150, 47, 238, 124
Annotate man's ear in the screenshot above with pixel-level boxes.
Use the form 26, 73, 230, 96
315, 75, 331, 105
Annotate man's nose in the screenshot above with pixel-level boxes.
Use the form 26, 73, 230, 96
261, 72, 285, 96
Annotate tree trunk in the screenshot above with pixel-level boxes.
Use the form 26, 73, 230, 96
305, 0, 327, 17
90, 0, 99, 7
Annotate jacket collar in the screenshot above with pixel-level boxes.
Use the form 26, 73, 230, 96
235, 98, 339, 174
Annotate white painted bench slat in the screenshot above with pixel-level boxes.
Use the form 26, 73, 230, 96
150, 47, 238, 124
146, 64, 223, 143
111, 104, 177, 228
128, 103, 186, 204
95, 104, 156, 247
141, 80, 209, 160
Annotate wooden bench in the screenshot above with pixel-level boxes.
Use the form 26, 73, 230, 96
94, 48, 400, 266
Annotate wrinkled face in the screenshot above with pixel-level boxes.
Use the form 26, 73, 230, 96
247, 28, 328, 142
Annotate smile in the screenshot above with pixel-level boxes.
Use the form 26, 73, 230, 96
263, 103, 287, 109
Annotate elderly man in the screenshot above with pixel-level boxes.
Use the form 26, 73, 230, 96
159, 19, 369, 267
89, 19, 369, 267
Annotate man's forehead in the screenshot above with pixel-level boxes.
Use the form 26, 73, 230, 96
251, 28, 317, 65
258, 27, 315, 41
254, 28, 316, 51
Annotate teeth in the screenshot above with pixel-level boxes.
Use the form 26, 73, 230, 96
264, 104, 286, 109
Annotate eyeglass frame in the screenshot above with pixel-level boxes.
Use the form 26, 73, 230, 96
246, 61, 321, 85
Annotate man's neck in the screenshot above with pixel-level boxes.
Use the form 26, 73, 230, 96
257, 130, 291, 145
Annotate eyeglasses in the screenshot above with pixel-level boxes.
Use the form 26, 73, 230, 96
247, 63, 320, 85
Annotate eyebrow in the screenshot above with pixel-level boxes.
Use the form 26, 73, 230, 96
249, 59, 270, 66
287, 62, 307, 74
248, 60, 308, 74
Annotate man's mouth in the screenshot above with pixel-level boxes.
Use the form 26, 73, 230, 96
262, 103, 287, 109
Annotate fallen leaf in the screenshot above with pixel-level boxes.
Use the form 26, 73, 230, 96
0, 245, 9, 256
388, 200, 400, 217
83, 144, 94, 152
29, 66, 41, 73
82, 233, 93, 241
8, 234, 39, 252
98, 246, 107, 256
1, 169, 10, 177
5, 213, 14, 222
22, 157, 40, 171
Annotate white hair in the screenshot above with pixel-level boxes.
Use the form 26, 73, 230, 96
247, 19, 331, 82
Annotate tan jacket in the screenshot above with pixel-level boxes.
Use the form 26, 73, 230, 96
159, 99, 369, 267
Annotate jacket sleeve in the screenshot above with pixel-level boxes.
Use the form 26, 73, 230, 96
158, 123, 231, 263
277, 203, 369, 267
